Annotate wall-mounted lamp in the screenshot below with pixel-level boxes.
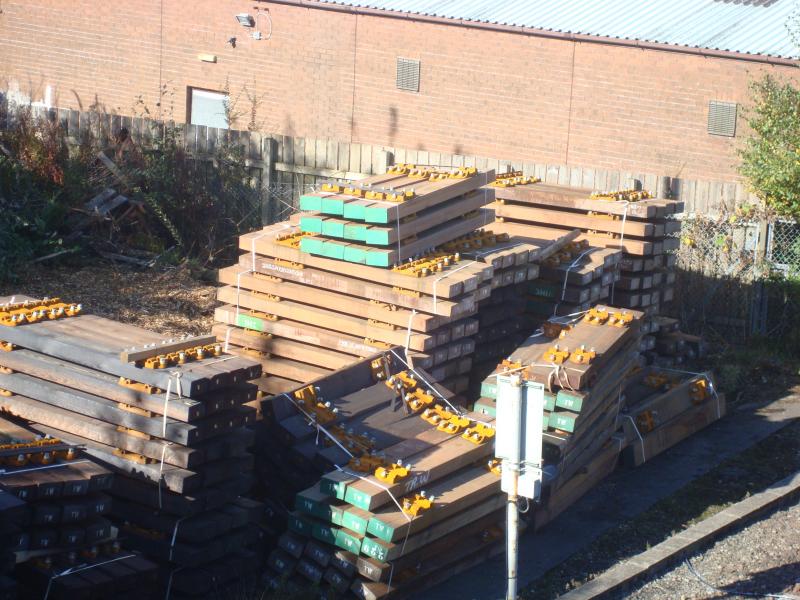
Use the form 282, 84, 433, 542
235, 13, 255, 27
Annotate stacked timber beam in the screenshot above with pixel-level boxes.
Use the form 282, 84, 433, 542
0, 415, 160, 599
620, 367, 725, 467
489, 179, 682, 313
477, 306, 645, 491
0, 296, 265, 599
261, 351, 507, 599
215, 166, 578, 396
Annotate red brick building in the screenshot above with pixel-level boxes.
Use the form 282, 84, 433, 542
1, 0, 797, 184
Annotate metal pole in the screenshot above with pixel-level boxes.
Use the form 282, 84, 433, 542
506, 466, 519, 600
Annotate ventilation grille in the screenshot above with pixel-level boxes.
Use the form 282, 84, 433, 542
396, 58, 420, 92
708, 101, 737, 137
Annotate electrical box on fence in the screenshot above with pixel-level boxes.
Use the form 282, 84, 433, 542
495, 374, 544, 500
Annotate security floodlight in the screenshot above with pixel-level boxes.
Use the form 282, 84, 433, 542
236, 13, 255, 27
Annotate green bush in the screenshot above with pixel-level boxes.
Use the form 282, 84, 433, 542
0, 103, 261, 281
738, 75, 800, 220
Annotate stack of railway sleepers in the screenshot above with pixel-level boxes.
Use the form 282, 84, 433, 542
0, 416, 161, 599
524, 238, 622, 318
490, 181, 682, 313
216, 220, 575, 397
475, 305, 645, 498
0, 296, 265, 599
619, 367, 725, 467
296, 165, 495, 267
261, 352, 507, 599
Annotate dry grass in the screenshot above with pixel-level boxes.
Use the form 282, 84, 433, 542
0, 261, 217, 335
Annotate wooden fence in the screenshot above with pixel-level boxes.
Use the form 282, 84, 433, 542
0, 101, 754, 219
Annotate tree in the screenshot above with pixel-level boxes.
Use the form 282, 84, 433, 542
738, 75, 800, 221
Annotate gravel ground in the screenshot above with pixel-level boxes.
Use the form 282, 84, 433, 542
0, 262, 217, 335
620, 498, 800, 600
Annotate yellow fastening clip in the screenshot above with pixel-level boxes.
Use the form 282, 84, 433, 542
385, 371, 418, 393
609, 311, 633, 327
584, 307, 609, 325
542, 345, 570, 364
636, 411, 656, 434
321, 183, 343, 193
689, 379, 710, 404
462, 422, 495, 445
374, 460, 409, 484
570, 345, 596, 365
347, 454, 385, 474
405, 388, 434, 413
274, 231, 315, 248
370, 356, 390, 381
487, 458, 502, 476
421, 404, 453, 427
343, 186, 365, 197
401, 492, 433, 517
436, 414, 471, 435
644, 372, 670, 389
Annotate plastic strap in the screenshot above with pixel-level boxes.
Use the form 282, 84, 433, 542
622, 414, 646, 463
43, 554, 136, 600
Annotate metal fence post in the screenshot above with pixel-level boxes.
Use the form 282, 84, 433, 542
261, 136, 276, 225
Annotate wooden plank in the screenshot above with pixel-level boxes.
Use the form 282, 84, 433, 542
217, 267, 442, 332
216, 287, 437, 351
494, 203, 657, 238
300, 190, 489, 246
240, 225, 481, 298
0, 310, 259, 396
491, 220, 655, 255
215, 305, 388, 359
0, 347, 254, 422
299, 210, 493, 267
240, 255, 469, 318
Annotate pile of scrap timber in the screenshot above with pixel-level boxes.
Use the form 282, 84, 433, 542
489, 179, 681, 313
0, 296, 266, 598
0, 415, 159, 599
260, 351, 507, 599
214, 168, 578, 396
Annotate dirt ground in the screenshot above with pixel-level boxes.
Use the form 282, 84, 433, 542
0, 262, 216, 335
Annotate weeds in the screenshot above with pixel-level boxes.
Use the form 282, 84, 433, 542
0, 100, 262, 281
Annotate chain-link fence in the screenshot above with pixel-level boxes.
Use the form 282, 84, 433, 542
671, 213, 800, 350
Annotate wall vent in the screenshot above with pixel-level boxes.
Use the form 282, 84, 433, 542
396, 58, 420, 92
708, 101, 737, 137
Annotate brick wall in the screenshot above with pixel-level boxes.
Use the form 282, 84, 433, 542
0, 0, 795, 182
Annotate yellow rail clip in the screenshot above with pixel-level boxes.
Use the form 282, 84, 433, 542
462, 422, 495, 445
421, 404, 453, 427
570, 345, 596, 365
375, 460, 409, 484
609, 311, 633, 328
584, 307, 609, 325
436, 413, 471, 435
487, 458, 502, 476
347, 453, 385, 474
405, 388, 434, 413
690, 379, 710, 404
401, 492, 433, 517
542, 345, 569, 364
635, 411, 656, 434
